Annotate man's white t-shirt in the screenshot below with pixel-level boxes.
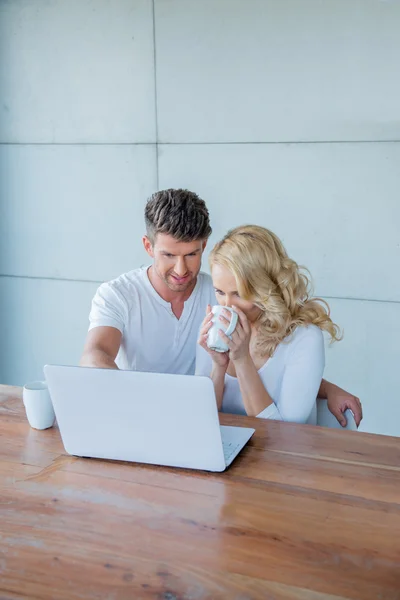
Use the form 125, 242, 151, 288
195, 325, 325, 424
89, 267, 215, 375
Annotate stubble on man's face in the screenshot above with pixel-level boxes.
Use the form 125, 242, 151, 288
150, 234, 205, 294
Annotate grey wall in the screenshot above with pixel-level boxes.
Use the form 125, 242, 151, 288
1, 0, 400, 435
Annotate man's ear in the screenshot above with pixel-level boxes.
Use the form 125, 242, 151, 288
201, 240, 207, 252
142, 235, 154, 258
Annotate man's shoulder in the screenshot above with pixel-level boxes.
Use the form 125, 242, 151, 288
196, 272, 215, 303
197, 271, 213, 290
106, 267, 147, 288
96, 267, 149, 303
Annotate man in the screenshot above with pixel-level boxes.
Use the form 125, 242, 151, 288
81, 188, 362, 427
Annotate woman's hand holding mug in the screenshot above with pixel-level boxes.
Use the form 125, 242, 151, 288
217, 306, 252, 363
198, 304, 238, 369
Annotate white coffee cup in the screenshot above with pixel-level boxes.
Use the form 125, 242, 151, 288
23, 381, 55, 430
207, 305, 238, 353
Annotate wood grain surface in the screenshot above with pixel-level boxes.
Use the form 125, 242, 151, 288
1, 385, 399, 600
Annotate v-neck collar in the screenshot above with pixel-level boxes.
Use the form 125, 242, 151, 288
142, 266, 201, 317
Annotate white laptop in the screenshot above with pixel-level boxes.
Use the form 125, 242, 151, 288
44, 365, 255, 472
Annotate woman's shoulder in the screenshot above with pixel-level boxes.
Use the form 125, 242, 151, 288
283, 324, 324, 351
270, 325, 324, 367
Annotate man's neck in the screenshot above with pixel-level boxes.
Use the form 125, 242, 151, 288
147, 266, 198, 306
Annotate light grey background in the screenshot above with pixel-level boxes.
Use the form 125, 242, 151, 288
1, 0, 399, 435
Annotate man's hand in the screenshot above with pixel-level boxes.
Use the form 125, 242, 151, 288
322, 380, 363, 427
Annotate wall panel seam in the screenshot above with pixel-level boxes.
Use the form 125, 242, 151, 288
0, 275, 399, 305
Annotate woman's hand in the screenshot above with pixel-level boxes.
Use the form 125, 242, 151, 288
218, 306, 252, 363
198, 305, 230, 370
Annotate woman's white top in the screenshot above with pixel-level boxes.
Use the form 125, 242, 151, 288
195, 325, 325, 424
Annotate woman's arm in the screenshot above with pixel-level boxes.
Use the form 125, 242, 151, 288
233, 355, 274, 416
220, 310, 325, 423
274, 326, 325, 423
219, 307, 274, 417
195, 341, 226, 409
196, 306, 229, 409
210, 364, 226, 410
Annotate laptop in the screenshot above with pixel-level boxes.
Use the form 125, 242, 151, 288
44, 365, 255, 472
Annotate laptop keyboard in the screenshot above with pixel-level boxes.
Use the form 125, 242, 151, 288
222, 439, 243, 464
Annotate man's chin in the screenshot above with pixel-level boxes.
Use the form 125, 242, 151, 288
166, 276, 193, 292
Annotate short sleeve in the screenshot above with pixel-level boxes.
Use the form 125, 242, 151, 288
274, 326, 325, 423
88, 283, 129, 334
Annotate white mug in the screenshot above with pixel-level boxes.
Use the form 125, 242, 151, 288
207, 305, 238, 353
23, 381, 55, 430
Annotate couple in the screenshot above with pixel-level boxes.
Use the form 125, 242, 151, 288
81, 188, 362, 427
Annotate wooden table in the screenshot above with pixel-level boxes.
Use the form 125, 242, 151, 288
1, 385, 400, 600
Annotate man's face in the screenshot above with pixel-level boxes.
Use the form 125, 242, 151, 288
143, 233, 206, 293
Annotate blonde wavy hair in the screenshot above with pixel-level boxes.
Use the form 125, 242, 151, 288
209, 225, 342, 358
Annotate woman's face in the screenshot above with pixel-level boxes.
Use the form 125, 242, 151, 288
211, 263, 262, 323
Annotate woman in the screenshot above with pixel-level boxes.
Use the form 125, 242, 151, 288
196, 225, 341, 423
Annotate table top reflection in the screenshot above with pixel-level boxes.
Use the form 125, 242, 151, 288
1, 384, 400, 599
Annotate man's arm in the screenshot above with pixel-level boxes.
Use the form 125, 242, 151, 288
318, 379, 362, 427
80, 326, 122, 370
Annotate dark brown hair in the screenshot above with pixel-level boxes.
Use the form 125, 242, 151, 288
145, 189, 212, 243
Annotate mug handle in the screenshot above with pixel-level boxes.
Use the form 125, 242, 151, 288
224, 309, 238, 337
